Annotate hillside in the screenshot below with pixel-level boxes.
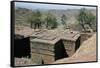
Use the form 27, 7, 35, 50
15, 7, 96, 31
15, 8, 33, 26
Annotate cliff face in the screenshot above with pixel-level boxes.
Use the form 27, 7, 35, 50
53, 33, 97, 64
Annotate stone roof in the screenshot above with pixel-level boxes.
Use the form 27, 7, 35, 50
30, 29, 80, 44
61, 31, 80, 41
15, 26, 33, 37
30, 29, 61, 45
15, 26, 80, 43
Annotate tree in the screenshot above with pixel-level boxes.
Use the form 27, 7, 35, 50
77, 8, 96, 32
45, 12, 58, 29
50, 17, 58, 29
27, 10, 42, 29
27, 12, 34, 28
61, 14, 67, 29
85, 12, 96, 29
77, 8, 87, 31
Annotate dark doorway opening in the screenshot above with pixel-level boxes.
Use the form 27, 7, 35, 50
14, 34, 31, 58
75, 36, 81, 51
54, 40, 68, 61
42, 60, 44, 64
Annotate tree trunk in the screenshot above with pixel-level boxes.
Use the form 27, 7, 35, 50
79, 22, 86, 32
30, 22, 33, 28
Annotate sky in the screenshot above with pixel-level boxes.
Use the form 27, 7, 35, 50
15, 2, 96, 10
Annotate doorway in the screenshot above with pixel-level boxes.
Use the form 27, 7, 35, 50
54, 40, 68, 61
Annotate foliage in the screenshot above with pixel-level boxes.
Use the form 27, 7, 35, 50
45, 12, 58, 29
27, 11, 58, 29
27, 10, 42, 29
77, 8, 96, 32
85, 12, 96, 28
61, 14, 67, 29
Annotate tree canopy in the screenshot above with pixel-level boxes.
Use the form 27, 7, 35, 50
44, 12, 58, 29
27, 10, 43, 29
27, 11, 58, 29
77, 8, 96, 32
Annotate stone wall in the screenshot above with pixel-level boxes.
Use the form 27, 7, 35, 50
30, 38, 81, 64
30, 41, 55, 64
62, 40, 75, 57
31, 53, 54, 64
30, 30, 81, 64
80, 33, 93, 44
